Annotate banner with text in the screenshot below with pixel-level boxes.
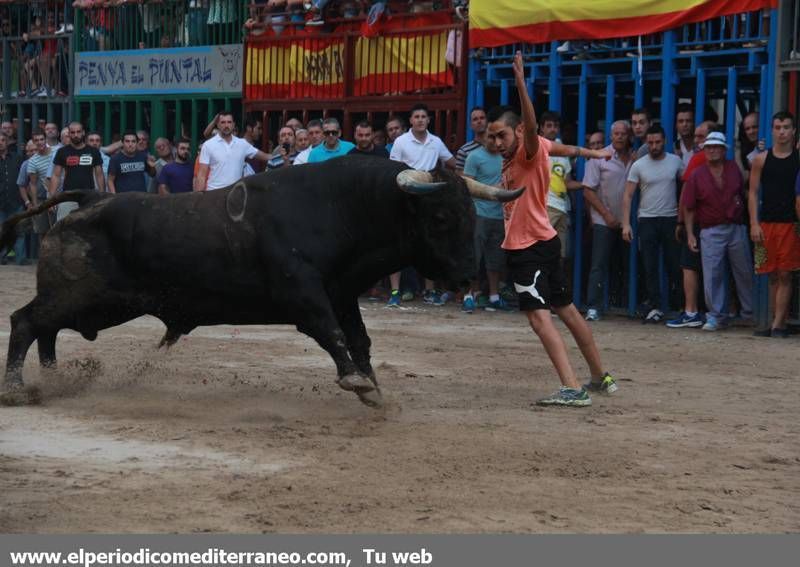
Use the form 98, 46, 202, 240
75, 44, 244, 96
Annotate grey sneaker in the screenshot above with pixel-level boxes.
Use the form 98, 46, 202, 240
536, 387, 591, 407
585, 308, 600, 321
584, 372, 618, 394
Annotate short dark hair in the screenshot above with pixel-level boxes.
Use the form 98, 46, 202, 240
470, 106, 486, 116
122, 130, 138, 141
217, 111, 235, 121
31, 128, 46, 138
387, 115, 406, 128
306, 119, 323, 130
487, 105, 520, 128
540, 111, 561, 125
632, 107, 652, 121
354, 120, 372, 131
410, 103, 429, 117
645, 124, 665, 138
676, 103, 694, 116
245, 116, 261, 129
175, 137, 191, 146
87, 130, 102, 139
772, 111, 796, 128
708, 123, 724, 134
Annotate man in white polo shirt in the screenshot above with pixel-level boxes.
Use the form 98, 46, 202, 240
387, 103, 457, 307
195, 112, 270, 191
389, 103, 456, 171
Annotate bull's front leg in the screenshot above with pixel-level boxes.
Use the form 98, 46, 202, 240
289, 284, 381, 407
335, 297, 376, 383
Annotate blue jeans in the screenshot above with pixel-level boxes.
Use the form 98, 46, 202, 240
586, 224, 629, 311
0, 207, 27, 264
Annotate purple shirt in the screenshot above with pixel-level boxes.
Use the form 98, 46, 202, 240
157, 161, 194, 194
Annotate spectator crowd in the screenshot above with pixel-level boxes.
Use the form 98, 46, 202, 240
1, 95, 798, 337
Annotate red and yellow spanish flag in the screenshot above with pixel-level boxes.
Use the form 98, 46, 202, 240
245, 12, 454, 100
469, 0, 777, 48
246, 36, 347, 100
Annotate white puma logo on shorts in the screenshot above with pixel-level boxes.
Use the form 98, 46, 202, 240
514, 270, 546, 304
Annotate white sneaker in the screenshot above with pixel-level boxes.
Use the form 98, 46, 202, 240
585, 308, 600, 321
645, 309, 664, 323
556, 41, 571, 53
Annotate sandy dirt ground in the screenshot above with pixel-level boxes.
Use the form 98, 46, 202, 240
0, 264, 798, 533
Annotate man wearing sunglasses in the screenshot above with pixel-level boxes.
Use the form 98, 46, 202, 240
307, 118, 355, 163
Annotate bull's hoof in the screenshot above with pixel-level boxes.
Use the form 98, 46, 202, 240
336, 373, 375, 392
356, 387, 383, 409
0, 384, 42, 406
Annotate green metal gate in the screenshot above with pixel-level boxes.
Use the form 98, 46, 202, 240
72, 96, 242, 151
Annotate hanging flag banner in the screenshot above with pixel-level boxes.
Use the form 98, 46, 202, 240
469, 0, 777, 48
245, 13, 455, 100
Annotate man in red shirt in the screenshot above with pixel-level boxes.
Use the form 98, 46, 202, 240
486, 52, 616, 407
681, 132, 752, 332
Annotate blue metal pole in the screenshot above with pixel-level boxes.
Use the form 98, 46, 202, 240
661, 30, 677, 154
500, 79, 510, 105
548, 41, 562, 112
627, 191, 640, 317
754, 10, 779, 329
658, 30, 677, 312
695, 68, 706, 123
572, 68, 588, 307
605, 76, 615, 141
603, 75, 616, 311
466, 55, 479, 142
725, 67, 738, 161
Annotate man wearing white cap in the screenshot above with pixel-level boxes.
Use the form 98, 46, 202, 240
680, 131, 752, 331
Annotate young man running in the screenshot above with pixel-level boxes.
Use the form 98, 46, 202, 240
486, 52, 617, 407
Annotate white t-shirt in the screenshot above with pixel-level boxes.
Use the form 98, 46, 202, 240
627, 153, 684, 218
389, 130, 453, 170
292, 145, 315, 166
199, 134, 258, 190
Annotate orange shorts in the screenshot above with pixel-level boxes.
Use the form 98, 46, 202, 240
754, 222, 800, 274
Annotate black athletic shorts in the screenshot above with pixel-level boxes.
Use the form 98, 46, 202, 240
506, 236, 571, 311
679, 225, 701, 271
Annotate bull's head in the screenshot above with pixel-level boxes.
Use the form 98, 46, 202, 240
395, 168, 524, 287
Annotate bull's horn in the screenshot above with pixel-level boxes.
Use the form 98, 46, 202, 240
464, 177, 525, 202
396, 170, 447, 194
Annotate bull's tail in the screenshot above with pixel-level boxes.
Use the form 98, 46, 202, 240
0, 191, 107, 252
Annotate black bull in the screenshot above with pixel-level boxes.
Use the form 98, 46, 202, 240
0, 155, 521, 407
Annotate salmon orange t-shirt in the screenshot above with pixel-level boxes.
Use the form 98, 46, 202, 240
501, 136, 558, 250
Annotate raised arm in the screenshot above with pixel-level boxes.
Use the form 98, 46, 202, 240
550, 142, 612, 161
512, 51, 538, 160
203, 114, 220, 140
